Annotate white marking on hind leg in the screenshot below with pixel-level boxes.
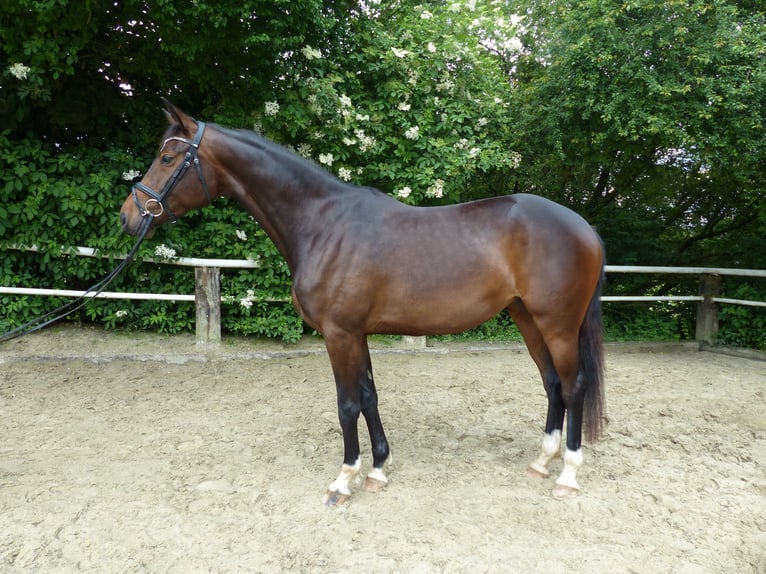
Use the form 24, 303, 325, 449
366, 467, 388, 485
528, 430, 562, 477
363, 453, 392, 492
327, 457, 362, 496
555, 448, 583, 491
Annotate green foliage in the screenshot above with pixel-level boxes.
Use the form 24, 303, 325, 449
602, 302, 694, 343
1, 0, 764, 348
512, 0, 766, 268
257, 1, 523, 203
434, 313, 524, 344
717, 284, 766, 350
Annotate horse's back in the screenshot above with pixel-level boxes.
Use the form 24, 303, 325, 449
292, 191, 602, 336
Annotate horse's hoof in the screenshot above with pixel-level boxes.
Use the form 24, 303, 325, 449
526, 465, 550, 479
551, 484, 580, 499
363, 476, 387, 493
323, 490, 350, 506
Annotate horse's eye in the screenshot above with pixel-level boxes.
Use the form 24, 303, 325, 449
160, 154, 174, 165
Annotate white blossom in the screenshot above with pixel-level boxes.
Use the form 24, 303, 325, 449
318, 153, 334, 166
478, 117, 489, 127
421, 10, 433, 19
427, 42, 437, 53
338, 168, 352, 181
353, 129, 376, 152
396, 187, 412, 199
239, 289, 256, 309
436, 79, 455, 93
264, 101, 280, 116
154, 244, 177, 259
404, 126, 420, 140
115, 310, 128, 319
122, 169, 141, 181
8, 63, 30, 80
426, 179, 445, 199
506, 37, 524, 53
391, 47, 410, 58
398, 102, 411, 111
297, 143, 313, 158
301, 45, 322, 60
339, 94, 352, 107
455, 138, 469, 150
235, 229, 247, 241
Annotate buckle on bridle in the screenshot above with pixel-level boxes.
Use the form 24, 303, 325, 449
141, 198, 164, 218
132, 121, 208, 223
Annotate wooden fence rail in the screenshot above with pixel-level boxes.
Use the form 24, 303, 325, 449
2, 246, 764, 347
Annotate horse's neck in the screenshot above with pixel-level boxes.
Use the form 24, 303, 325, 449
222, 143, 344, 271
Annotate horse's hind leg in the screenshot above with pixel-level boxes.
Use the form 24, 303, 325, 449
545, 335, 587, 499
509, 301, 565, 480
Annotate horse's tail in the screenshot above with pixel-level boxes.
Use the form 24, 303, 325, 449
580, 248, 606, 443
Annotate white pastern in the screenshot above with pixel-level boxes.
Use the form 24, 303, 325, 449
328, 458, 362, 496
555, 448, 583, 490
366, 466, 388, 485
528, 430, 562, 477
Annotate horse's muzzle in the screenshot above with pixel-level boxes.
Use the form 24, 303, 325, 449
120, 210, 154, 237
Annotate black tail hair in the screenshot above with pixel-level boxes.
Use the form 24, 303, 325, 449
579, 253, 606, 442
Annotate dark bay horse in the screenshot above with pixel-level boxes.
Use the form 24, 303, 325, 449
120, 101, 606, 502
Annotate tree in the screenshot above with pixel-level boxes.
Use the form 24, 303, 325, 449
256, 1, 523, 204
1, 0, 764, 347
0, 0, 525, 339
510, 0, 766, 267
0, 0, 352, 146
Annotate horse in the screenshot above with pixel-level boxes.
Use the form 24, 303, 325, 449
120, 100, 606, 502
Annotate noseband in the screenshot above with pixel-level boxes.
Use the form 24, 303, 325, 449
131, 121, 212, 222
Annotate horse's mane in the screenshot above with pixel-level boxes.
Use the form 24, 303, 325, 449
164, 120, 389, 199
225, 126, 348, 186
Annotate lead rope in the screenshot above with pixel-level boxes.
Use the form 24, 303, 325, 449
0, 215, 153, 343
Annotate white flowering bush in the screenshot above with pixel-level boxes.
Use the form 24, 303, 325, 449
0, 0, 523, 343
256, 0, 524, 205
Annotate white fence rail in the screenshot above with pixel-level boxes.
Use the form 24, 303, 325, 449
2, 246, 764, 346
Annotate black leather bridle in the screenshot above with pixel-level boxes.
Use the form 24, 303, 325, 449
0, 122, 215, 343
131, 121, 212, 223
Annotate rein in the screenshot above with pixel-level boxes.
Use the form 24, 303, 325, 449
0, 122, 211, 344
131, 121, 211, 222
0, 216, 153, 343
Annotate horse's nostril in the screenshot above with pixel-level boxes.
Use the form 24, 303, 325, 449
120, 212, 127, 229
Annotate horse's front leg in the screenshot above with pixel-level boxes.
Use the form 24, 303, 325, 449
322, 333, 390, 505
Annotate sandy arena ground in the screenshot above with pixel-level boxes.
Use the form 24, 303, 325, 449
1, 326, 764, 573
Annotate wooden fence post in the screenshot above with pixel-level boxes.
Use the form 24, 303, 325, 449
695, 273, 721, 346
195, 266, 221, 347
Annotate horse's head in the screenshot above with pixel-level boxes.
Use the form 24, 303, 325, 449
119, 100, 217, 236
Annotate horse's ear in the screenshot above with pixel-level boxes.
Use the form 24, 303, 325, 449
161, 98, 196, 136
